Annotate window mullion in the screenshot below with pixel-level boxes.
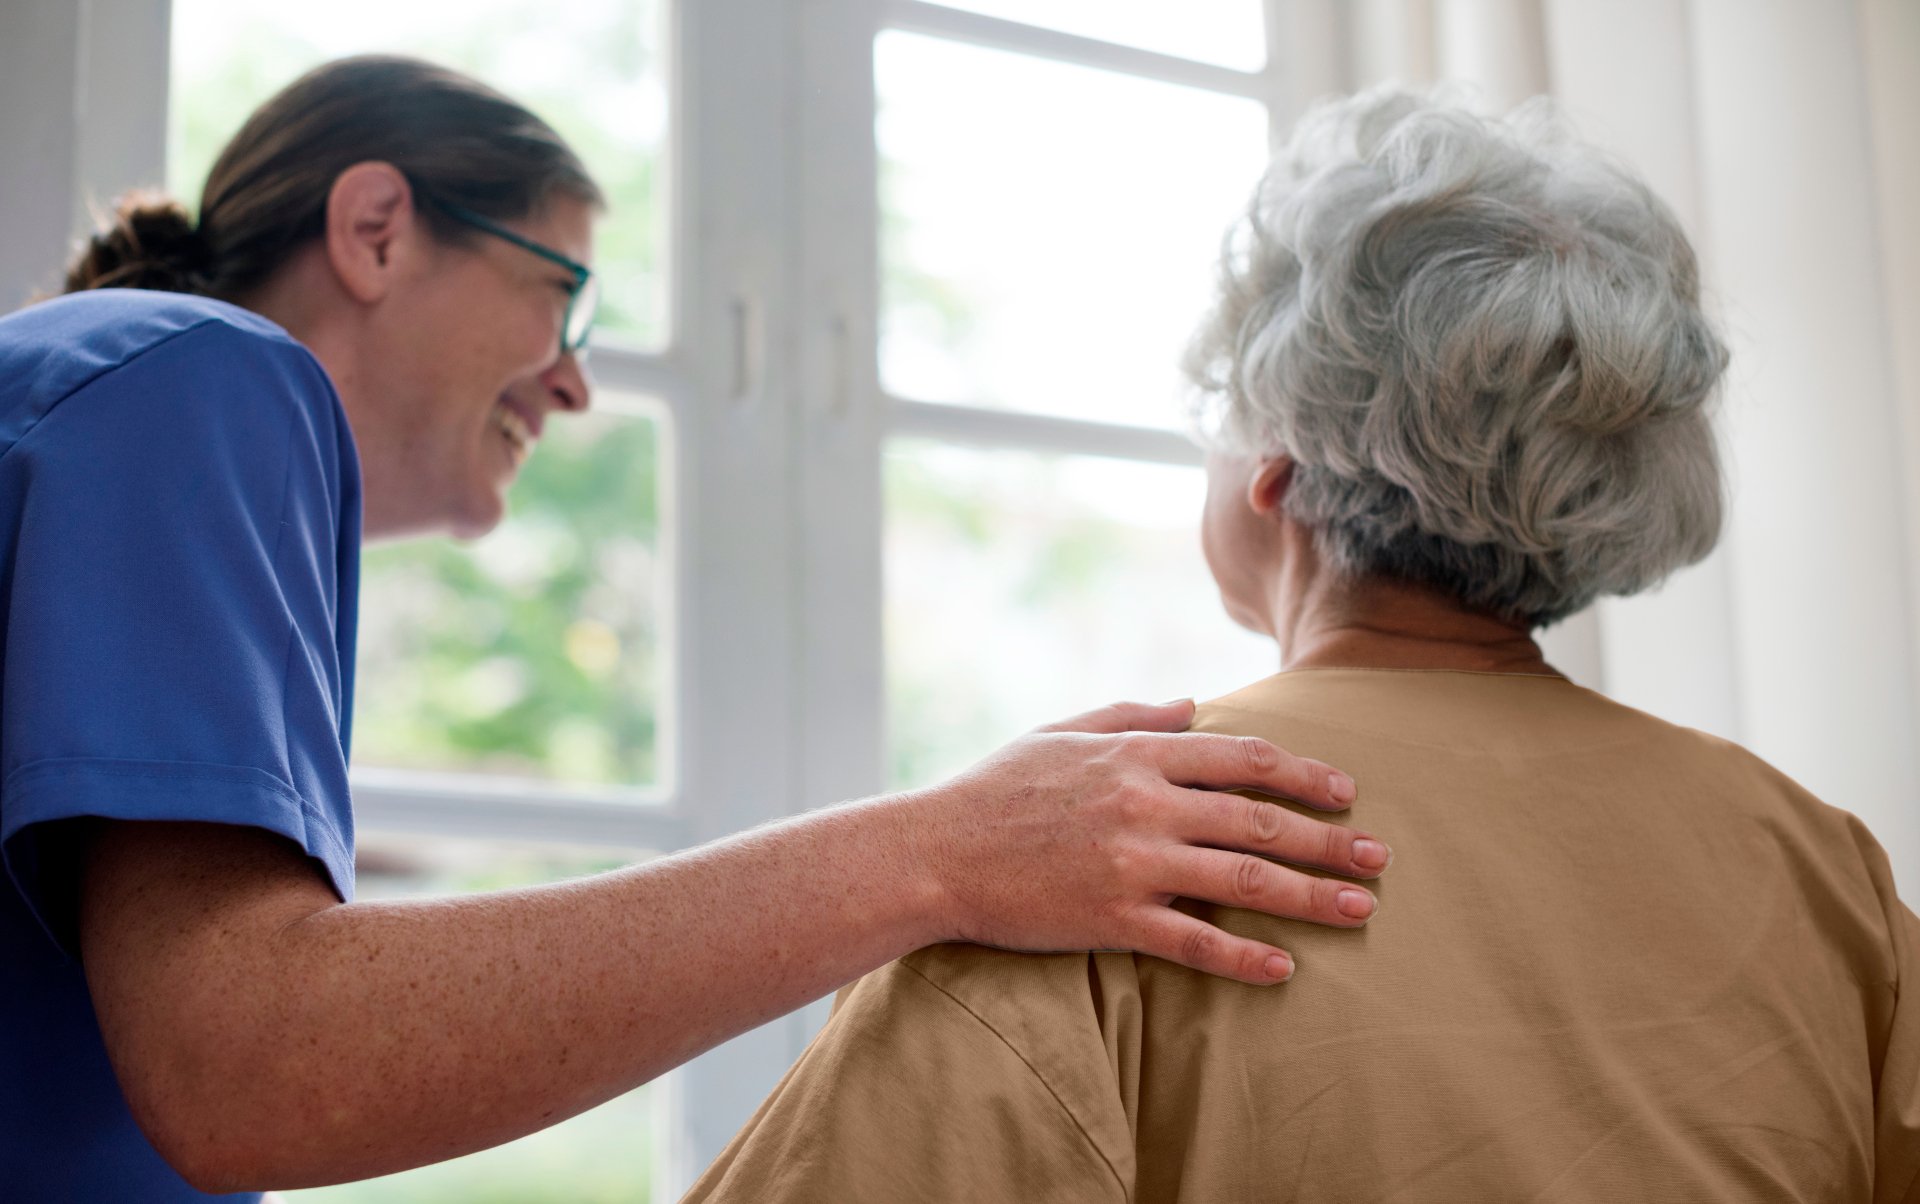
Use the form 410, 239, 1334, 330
885, 0, 1267, 99
657, 0, 815, 1193
794, 0, 887, 836
782, 0, 890, 1083
889, 396, 1206, 467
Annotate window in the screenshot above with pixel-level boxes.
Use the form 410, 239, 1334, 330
917, 0, 1269, 71
353, 397, 672, 792
875, 30, 1268, 428
153, 0, 1292, 1197
885, 442, 1272, 788
867, 8, 1282, 784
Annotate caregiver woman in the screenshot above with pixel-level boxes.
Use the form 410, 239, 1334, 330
0, 56, 1392, 1199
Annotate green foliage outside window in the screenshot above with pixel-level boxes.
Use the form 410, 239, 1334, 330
352, 410, 665, 787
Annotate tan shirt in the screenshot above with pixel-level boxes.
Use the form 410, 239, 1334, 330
684, 669, 1920, 1202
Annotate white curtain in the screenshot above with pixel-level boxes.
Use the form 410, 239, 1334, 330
1275, 0, 1920, 895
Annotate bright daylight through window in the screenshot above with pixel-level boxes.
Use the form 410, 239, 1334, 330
876, 11, 1277, 786
876, 30, 1268, 429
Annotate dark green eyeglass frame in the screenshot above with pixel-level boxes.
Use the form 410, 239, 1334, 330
430, 197, 599, 357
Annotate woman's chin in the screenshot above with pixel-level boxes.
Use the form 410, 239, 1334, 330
446, 482, 510, 541
444, 440, 524, 538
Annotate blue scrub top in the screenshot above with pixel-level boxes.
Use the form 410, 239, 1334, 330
0, 289, 361, 1201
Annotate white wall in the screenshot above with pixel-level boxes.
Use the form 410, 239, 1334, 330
0, 0, 85, 309
0, 0, 170, 310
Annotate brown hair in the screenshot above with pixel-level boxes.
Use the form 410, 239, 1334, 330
63, 54, 604, 299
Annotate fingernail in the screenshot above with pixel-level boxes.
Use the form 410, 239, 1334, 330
1337, 888, 1376, 919
1330, 773, 1357, 803
1265, 954, 1294, 981
1352, 839, 1390, 870
1158, 697, 1194, 708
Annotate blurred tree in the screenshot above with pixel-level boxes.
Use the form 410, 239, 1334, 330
354, 412, 663, 786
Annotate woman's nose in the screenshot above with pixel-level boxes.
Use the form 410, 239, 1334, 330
542, 350, 593, 413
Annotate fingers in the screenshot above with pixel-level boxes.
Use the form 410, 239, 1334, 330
1135, 732, 1357, 810
1122, 905, 1296, 985
1183, 789, 1391, 879
1160, 846, 1378, 929
1036, 698, 1195, 736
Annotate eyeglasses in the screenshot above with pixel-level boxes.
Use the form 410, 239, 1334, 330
429, 197, 599, 357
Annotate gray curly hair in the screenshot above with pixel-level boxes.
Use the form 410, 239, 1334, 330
1185, 87, 1728, 627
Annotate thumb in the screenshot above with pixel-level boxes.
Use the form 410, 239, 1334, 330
1037, 698, 1196, 735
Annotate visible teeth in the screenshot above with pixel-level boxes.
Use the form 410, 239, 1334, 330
494, 405, 535, 452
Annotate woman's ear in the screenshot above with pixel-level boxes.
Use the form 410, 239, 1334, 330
323, 161, 420, 305
1246, 456, 1295, 517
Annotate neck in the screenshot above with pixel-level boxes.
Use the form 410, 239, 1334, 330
233, 253, 365, 412
231, 255, 417, 541
1266, 566, 1562, 679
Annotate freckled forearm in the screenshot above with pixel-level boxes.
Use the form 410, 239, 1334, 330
91, 795, 952, 1189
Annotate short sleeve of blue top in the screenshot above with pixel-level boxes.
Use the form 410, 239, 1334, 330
0, 289, 361, 1202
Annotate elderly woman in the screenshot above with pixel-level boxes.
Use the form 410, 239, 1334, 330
682, 89, 1920, 1201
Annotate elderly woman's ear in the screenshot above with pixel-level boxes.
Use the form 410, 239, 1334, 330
1246, 457, 1296, 518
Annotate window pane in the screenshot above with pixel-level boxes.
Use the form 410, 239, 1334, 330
877, 33, 1269, 429
354, 400, 669, 790
885, 440, 1275, 788
921, 0, 1267, 71
351, 833, 646, 896
169, 0, 669, 348
285, 834, 660, 1204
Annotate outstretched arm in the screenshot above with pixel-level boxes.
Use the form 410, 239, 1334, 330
80, 700, 1385, 1191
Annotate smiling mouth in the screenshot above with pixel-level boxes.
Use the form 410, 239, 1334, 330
494, 403, 537, 460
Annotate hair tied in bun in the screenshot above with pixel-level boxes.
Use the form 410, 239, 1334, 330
63, 190, 215, 297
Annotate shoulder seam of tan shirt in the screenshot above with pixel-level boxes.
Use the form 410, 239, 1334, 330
896, 956, 1128, 1192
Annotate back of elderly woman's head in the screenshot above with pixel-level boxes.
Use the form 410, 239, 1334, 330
1186, 87, 1728, 628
